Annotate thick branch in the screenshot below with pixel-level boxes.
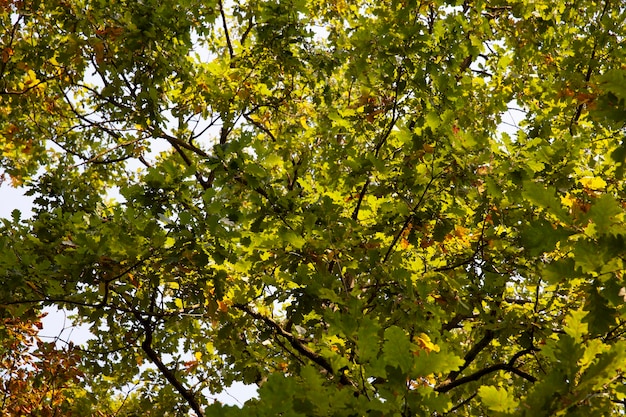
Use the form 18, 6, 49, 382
161, 132, 209, 158
234, 304, 357, 388
243, 112, 277, 142
436, 348, 537, 393
218, 0, 234, 59
141, 323, 205, 417
70, 138, 143, 168
0, 297, 205, 320
436, 362, 536, 393
442, 313, 478, 331
163, 135, 211, 190
351, 177, 370, 221
447, 329, 495, 382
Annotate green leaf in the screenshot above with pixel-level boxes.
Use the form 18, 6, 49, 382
478, 385, 519, 413
542, 257, 578, 285
520, 219, 572, 257
382, 326, 412, 373
522, 181, 568, 221
425, 112, 440, 130
356, 317, 381, 362
578, 343, 626, 390
584, 288, 617, 337
598, 69, 626, 100
563, 309, 589, 343
281, 230, 306, 249
587, 194, 623, 235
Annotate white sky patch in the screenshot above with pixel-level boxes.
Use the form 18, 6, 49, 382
39, 305, 95, 346
0, 181, 34, 219
499, 100, 526, 137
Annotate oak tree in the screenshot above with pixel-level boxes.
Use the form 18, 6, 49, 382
2, 0, 626, 416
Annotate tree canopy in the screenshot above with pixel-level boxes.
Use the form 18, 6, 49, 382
2, 0, 626, 415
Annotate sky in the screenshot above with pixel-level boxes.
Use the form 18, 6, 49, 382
0, 181, 33, 219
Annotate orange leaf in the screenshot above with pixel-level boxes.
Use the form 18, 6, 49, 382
217, 300, 229, 313
93, 41, 105, 64
1, 47, 13, 63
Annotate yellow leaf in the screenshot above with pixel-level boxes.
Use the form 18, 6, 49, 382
24, 69, 39, 86
413, 333, 440, 353
194, 351, 202, 361
579, 176, 607, 190
560, 192, 575, 208
454, 225, 468, 238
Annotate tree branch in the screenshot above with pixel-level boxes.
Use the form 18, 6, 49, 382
444, 393, 477, 415
436, 348, 537, 393
447, 329, 495, 382
163, 135, 211, 190
568, 0, 609, 135
234, 303, 357, 389
218, 0, 234, 59
160, 132, 209, 158
140, 321, 205, 417
350, 68, 403, 223
383, 171, 441, 263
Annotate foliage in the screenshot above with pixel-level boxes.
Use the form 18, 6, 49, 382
2, 0, 626, 415
0, 312, 101, 416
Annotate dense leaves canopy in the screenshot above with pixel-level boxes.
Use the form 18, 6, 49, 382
2, 0, 626, 415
